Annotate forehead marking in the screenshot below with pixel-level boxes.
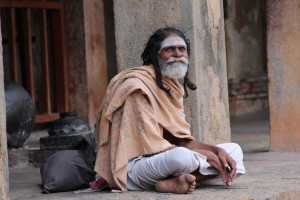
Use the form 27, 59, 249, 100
160, 36, 187, 51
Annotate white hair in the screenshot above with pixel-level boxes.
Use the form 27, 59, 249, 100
158, 56, 189, 79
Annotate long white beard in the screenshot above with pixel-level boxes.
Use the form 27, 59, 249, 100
158, 57, 189, 79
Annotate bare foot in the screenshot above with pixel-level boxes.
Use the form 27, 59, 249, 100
155, 174, 196, 194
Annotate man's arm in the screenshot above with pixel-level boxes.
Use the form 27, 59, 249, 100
175, 138, 224, 155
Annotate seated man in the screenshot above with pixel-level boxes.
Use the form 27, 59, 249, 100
93, 27, 245, 194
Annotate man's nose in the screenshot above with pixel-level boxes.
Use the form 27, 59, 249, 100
173, 48, 182, 57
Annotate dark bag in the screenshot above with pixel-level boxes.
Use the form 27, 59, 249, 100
40, 133, 96, 193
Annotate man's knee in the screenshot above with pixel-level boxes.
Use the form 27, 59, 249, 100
231, 143, 244, 160
229, 143, 243, 155
166, 147, 198, 173
218, 143, 244, 161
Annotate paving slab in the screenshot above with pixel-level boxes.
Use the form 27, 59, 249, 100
9, 151, 300, 200
10, 110, 300, 200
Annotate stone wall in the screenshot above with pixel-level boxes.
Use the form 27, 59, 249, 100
113, 0, 230, 144
225, 0, 268, 116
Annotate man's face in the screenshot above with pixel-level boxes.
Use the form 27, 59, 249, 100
158, 36, 189, 79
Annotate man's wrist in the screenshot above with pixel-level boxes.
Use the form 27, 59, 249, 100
199, 143, 222, 154
213, 146, 223, 154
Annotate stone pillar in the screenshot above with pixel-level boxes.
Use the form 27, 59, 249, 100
83, 0, 107, 129
113, 0, 230, 144
267, 1, 300, 151
0, 18, 9, 200
64, 0, 107, 129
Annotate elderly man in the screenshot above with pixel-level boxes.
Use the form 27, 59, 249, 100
93, 27, 245, 194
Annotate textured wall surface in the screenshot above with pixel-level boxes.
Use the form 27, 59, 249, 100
267, 0, 300, 151
225, 0, 268, 116
64, 0, 107, 128
114, 0, 183, 70
0, 19, 9, 200
83, 0, 107, 129
186, 0, 230, 144
63, 0, 89, 121
114, 0, 230, 144
225, 0, 266, 80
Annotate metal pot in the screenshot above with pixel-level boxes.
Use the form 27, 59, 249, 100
48, 112, 89, 136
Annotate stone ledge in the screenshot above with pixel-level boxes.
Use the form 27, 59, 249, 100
8, 149, 30, 168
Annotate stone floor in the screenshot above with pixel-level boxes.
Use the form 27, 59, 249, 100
231, 109, 270, 153
8, 110, 300, 200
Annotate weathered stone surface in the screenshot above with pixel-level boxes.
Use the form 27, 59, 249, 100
8, 152, 300, 200
63, 0, 107, 128
225, 0, 268, 116
83, 0, 108, 129
8, 149, 30, 168
113, 0, 230, 144
63, 0, 89, 124
187, 0, 230, 144
225, 0, 266, 80
267, 0, 300, 151
0, 22, 9, 200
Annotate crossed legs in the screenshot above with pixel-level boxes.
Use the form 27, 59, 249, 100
127, 143, 245, 194
127, 147, 211, 193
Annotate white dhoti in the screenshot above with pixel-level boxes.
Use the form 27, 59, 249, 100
127, 143, 246, 190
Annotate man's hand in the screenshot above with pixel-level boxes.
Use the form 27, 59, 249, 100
172, 137, 237, 185
216, 148, 237, 184
196, 149, 231, 186
166, 134, 237, 185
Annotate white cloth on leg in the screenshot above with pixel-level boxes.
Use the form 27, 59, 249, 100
198, 143, 246, 176
127, 147, 202, 190
127, 143, 245, 190
199, 143, 246, 186
216, 143, 246, 175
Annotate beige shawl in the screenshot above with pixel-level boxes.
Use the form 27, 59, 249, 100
94, 65, 194, 191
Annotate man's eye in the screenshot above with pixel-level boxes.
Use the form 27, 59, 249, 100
164, 47, 173, 52
179, 47, 186, 51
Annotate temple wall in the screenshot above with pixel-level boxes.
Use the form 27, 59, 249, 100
113, 0, 230, 144
224, 0, 268, 116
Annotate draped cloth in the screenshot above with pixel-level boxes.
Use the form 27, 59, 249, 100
94, 65, 194, 191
